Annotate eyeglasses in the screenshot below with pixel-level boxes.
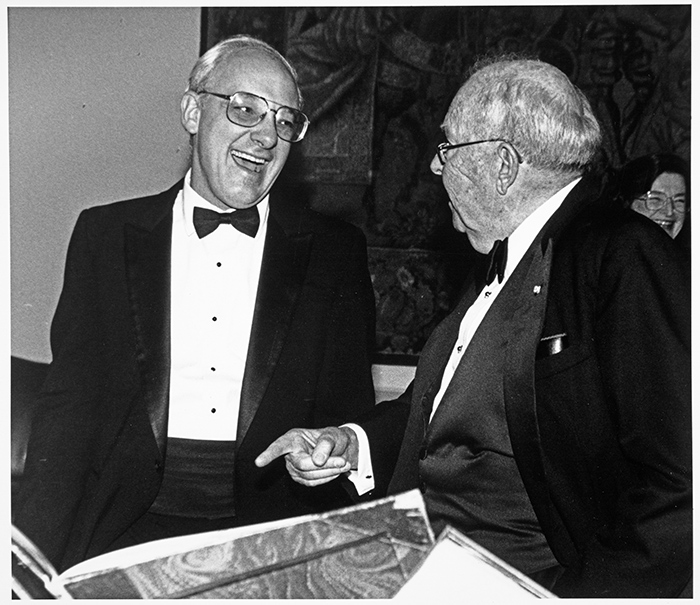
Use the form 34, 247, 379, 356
635, 191, 687, 213
436, 139, 523, 165
198, 90, 310, 143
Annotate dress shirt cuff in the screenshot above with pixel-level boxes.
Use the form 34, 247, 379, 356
341, 423, 375, 496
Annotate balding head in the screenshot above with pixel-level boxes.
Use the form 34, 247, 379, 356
448, 58, 601, 175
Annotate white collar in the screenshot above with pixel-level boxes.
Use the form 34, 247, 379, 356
501, 177, 581, 282
179, 168, 270, 237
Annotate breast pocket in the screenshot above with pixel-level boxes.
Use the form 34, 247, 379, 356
535, 336, 594, 380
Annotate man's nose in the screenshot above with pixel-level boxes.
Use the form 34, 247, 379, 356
430, 154, 443, 175
251, 111, 278, 148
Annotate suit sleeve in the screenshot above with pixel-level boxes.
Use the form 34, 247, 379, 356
353, 385, 414, 498
553, 221, 691, 597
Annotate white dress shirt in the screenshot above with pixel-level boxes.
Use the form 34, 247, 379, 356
167, 170, 269, 440
350, 178, 581, 494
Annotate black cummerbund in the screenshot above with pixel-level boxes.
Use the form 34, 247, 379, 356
149, 438, 236, 519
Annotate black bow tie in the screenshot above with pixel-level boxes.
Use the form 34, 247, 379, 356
485, 237, 508, 286
193, 206, 260, 239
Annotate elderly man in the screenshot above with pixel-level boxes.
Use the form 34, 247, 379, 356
14, 35, 376, 572
257, 57, 691, 597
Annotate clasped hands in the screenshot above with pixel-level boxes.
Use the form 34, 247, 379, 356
255, 426, 359, 486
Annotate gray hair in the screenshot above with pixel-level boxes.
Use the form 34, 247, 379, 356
186, 35, 303, 108
453, 57, 601, 173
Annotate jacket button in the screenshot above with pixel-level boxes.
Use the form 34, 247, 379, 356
155, 460, 163, 473
419, 481, 427, 493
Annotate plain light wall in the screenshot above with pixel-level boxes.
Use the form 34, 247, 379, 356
9, 7, 202, 362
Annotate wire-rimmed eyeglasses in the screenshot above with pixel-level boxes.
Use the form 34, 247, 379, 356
198, 90, 310, 143
635, 191, 687, 213
436, 139, 523, 165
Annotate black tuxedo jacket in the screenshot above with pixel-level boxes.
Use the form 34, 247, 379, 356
359, 177, 691, 597
15, 180, 377, 571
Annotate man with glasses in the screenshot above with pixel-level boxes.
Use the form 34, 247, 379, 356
15, 35, 377, 571
258, 56, 691, 597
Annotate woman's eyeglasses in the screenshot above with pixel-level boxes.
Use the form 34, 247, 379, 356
635, 191, 687, 213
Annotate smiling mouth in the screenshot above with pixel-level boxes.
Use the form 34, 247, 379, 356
231, 149, 269, 172
654, 219, 674, 228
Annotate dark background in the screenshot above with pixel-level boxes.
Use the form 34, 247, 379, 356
202, 6, 691, 358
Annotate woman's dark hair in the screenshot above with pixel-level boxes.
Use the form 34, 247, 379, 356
615, 153, 689, 209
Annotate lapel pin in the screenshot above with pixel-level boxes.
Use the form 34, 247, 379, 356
533, 285, 542, 295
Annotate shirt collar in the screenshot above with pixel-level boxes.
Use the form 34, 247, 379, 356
179, 169, 270, 237
502, 177, 581, 282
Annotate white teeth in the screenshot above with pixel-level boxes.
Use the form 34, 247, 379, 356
231, 149, 266, 164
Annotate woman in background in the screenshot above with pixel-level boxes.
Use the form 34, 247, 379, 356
614, 153, 690, 250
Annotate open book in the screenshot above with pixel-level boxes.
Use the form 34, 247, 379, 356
12, 489, 555, 599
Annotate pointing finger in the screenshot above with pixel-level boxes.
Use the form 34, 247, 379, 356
255, 434, 297, 467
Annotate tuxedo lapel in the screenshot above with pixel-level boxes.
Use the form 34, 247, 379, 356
123, 189, 178, 457
417, 277, 481, 420
501, 239, 551, 474
387, 275, 481, 494
502, 236, 579, 563
237, 214, 313, 443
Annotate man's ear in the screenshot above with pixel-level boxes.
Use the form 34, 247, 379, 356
496, 143, 520, 195
181, 91, 201, 135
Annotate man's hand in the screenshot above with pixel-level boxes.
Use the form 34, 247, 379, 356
255, 427, 359, 487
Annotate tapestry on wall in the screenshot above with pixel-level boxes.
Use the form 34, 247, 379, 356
202, 6, 690, 358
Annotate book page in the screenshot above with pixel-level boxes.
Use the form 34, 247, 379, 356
62, 488, 430, 580
61, 512, 303, 579
58, 489, 434, 599
11, 525, 72, 599
394, 526, 556, 601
